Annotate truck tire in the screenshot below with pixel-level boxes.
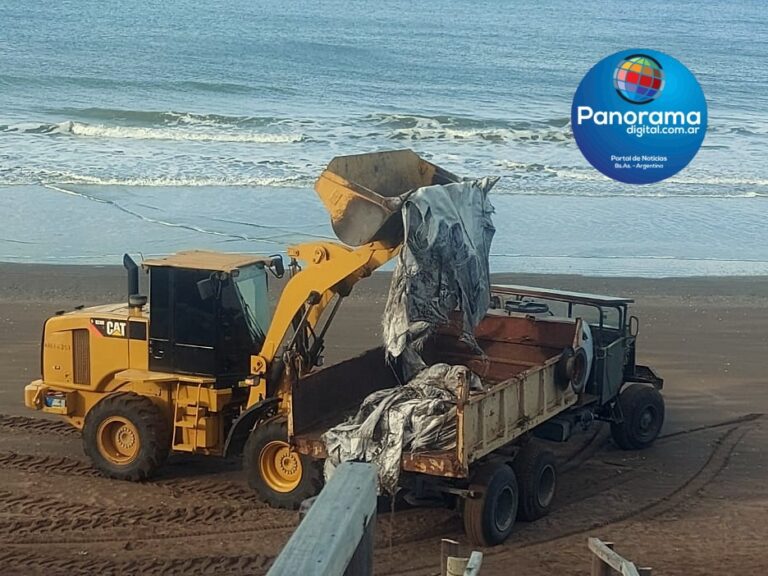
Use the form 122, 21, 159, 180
243, 419, 323, 509
610, 383, 665, 450
513, 443, 557, 521
83, 392, 170, 481
463, 463, 519, 546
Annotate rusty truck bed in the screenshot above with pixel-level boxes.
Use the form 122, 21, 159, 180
291, 313, 581, 479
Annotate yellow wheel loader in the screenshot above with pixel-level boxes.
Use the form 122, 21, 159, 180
24, 150, 458, 508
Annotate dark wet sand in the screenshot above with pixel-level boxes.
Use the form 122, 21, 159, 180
1, 263, 767, 575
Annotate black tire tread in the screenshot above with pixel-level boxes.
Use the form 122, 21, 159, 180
83, 392, 170, 481
610, 383, 665, 450
463, 464, 497, 547
513, 443, 557, 521
243, 419, 323, 510
462, 462, 518, 547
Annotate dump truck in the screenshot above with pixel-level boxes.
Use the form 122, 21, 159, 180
24, 149, 664, 546
290, 285, 663, 545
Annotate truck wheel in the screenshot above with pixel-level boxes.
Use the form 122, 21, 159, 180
463, 463, 519, 546
83, 392, 170, 481
513, 443, 557, 521
243, 419, 323, 509
611, 383, 665, 450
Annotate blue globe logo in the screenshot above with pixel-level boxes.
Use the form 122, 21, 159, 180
572, 49, 707, 184
613, 54, 664, 104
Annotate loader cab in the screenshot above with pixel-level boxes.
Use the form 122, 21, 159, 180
142, 251, 275, 388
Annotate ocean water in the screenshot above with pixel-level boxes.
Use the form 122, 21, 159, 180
1, 0, 767, 276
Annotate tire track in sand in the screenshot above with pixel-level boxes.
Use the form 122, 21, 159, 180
0, 414, 79, 437
0, 490, 297, 545
0, 451, 256, 502
0, 550, 274, 576
383, 417, 759, 575
0, 452, 98, 476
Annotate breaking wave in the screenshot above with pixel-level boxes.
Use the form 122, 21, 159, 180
41, 107, 292, 128
496, 160, 768, 193
38, 172, 313, 188
1, 120, 307, 143
368, 113, 572, 143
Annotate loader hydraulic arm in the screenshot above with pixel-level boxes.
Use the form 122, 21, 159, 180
246, 239, 398, 404
243, 150, 458, 408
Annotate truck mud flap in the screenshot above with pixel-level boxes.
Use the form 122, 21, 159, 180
631, 364, 664, 389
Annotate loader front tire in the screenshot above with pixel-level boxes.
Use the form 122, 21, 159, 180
83, 392, 170, 481
244, 419, 323, 509
463, 463, 519, 546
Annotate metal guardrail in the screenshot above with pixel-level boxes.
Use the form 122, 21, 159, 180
267, 461, 377, 576
267, 468, 651, 576
588, 538, 652, 576
441, 538, 484, 576
268, 462, 484, 576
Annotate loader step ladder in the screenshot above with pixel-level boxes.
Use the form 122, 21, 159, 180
171, 381, 205, 452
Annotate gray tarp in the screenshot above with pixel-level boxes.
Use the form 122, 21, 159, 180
322, 177, 496, 492
382, 177, 498, 380
322, 363, 481, 493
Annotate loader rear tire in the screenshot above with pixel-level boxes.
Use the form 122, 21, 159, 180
463, 462, 518, 546
83, 392, 170, 481
611, 383, 665, 450
244, 419, 323, 509
513, 442, 557, 521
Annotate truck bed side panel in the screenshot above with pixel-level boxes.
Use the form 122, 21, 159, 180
462, 359, 577, 466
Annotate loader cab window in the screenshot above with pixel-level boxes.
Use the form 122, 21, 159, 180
233, 264, 271, 343
174, 269, 216, 347
149, 266, 217, 377
148, 263, 269, 385
150, 267, 171, 340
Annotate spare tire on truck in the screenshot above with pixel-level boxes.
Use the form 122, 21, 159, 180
556, 346, 589, 394
463, 462, 519, 546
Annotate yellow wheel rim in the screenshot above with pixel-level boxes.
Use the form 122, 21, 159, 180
96, 416, 140, 465
259, 440, 302, 493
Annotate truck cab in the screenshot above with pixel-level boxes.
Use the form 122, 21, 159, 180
490, 284, 663, 405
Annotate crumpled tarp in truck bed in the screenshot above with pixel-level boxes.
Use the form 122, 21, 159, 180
322, 177, 496, 492
322, 363, 482, 493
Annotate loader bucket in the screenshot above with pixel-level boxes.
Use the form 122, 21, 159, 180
314, 149, 459, 247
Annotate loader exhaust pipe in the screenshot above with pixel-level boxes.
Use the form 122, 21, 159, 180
123, 254, 147, 312
123, 254, 139, 297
